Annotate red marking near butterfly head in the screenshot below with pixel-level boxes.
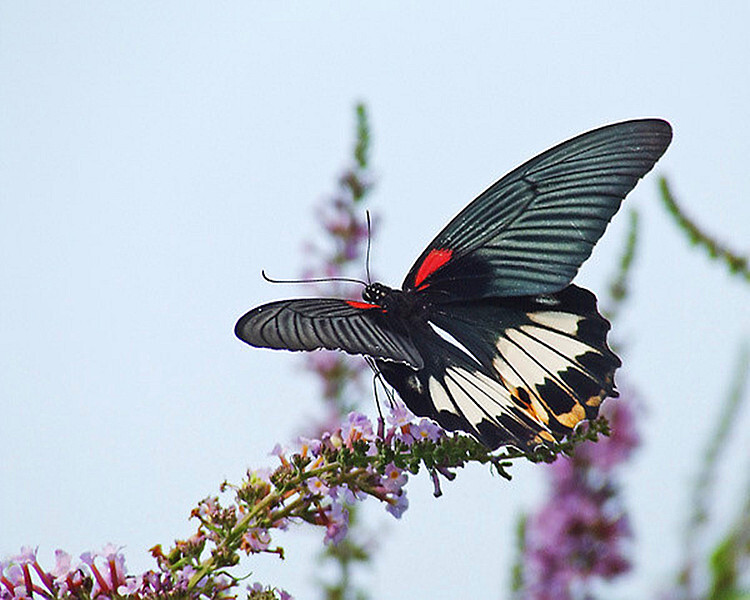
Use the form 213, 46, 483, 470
414, 248, 453, 288
347, 300, 380, 310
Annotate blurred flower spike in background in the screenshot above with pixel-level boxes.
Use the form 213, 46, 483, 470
522, 398, 639, 599
301, 104, 374, 407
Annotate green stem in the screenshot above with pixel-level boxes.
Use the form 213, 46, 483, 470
659, 177, 749, 282
603, 208, 639, 323
186, 462, 379, 589
187, 487, 284, 589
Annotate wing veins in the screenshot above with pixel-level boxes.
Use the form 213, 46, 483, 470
519, 321, 615, 391
442, 369, 500, 430
501, 330, 582, 408
515, 326, 597, 396
449, 366, 511, 415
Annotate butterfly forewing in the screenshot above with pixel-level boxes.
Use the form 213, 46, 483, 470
402, 119, 672, 299
235, 298, 423, 367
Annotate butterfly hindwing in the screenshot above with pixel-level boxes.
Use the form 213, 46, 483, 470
376, 334, 559, 450
402, 119, 672, 299
235, 298, 423, 367
379, 285, 619, 449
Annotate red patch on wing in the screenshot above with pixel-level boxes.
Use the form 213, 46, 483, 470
346, 300, 380, 310
414, 248, 453, 288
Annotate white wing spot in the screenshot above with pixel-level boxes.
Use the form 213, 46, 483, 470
510, 328, 578, 378
451, 367, 513, 411
527, 311, 583, 336
428, 376, 454, 414
427, 321, 484, 367
496, 334, 536, 375
520, 325, 596, 360
407, 374, 423, 394
446, 367, 519, 424
492, 353, 525, 389
532, 294, 560, 307
496, 331, 555, 397
444, 371, 490, 427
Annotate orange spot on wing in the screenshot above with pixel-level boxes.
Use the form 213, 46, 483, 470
535, 430, 557, 443
510, 386, 551, 426
555, 403, 586, 428
414, 248, 453, 288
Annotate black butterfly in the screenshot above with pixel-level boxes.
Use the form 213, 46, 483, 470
236, 119, 672, 450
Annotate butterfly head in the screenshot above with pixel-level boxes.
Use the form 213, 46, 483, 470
362, 282, 391, 305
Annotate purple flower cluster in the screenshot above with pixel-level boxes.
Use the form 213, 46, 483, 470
311, 187, 372, 267
277, 405, 443, 541
0, 545, 217, 600
385, 402, 443, 446
522, 398, 640, 599
248, 582, 293, 600
169, 400, 449, 598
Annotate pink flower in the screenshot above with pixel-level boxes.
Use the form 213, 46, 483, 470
80, 544, 128, 597
243, 528, 272, 553
341, 412, 374, 446
10, 548, 36, 565
385, 491, 409, 519
386, 402, 415, 428
525, 488, 631, 595
382, 463, 408, 493
323, 502, 349, 545
269, 443, 286, 458
50, 550, 84, 595
522, 389, 640, 597
330, 484, 364, 505
296, 436, 323, 457
307, 476, 330, 496
1, 562, 26, 598
577, 398, 639, 472
412, 419, 444, 443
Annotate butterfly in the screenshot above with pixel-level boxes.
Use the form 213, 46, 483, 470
235, 119, 672, 450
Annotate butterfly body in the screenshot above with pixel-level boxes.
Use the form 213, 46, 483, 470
236, 119, 672, 449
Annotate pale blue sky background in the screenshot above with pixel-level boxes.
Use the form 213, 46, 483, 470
2, 3, 749, 598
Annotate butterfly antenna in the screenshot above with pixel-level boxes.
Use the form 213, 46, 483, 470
261, 270, 367, 287
365, 357, 386, 427
365, 210, 373, 284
